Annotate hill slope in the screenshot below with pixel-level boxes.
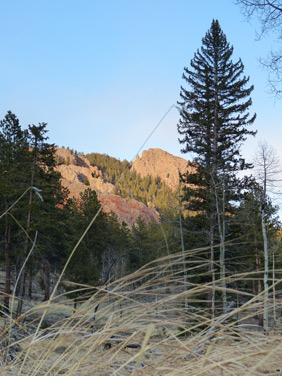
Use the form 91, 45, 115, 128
56, 147, 191, 226
55, 148, 159, 227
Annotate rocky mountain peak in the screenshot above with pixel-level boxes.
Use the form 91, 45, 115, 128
132, 148, 191, 190
55, 147, 159, 227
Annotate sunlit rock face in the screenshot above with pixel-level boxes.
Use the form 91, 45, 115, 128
55, 148, 159, 227
132, 148, 191, 191
98, 193, 159, 227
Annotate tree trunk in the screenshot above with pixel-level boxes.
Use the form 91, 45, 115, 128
4, 224, 11, 312
255, 250, 263, 327
273, 252, 277, 323
41, 260, 50, 301
16, 271, 26, 317
210, 57, 219, 317
261, 208, 269, 331
28, 265, 33, 299
16, 154, 36, 317
179, 183, 188, 312
208, 221, 215, 317
214, 175, 227, 310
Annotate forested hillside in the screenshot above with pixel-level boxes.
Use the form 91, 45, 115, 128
86, 151, 178, 217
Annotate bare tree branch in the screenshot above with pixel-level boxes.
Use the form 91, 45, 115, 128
253, 141, 282, 196
235, 0, 282, 97
266, 0, 282, 13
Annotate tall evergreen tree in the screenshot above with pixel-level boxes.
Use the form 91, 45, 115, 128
16, 123, 67, 315
177, 20, 256, 310
0, 115, 67, 314
0, 112, 29, 311
64, 189, 109, 291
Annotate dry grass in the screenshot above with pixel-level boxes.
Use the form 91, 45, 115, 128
1, 248, 282, 375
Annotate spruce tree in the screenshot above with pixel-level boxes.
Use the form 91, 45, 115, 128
0, 114, 67, 313
0, 112, 29, 311
16, 123, 68, 315
64, 189, 109, 290
177, 20, 256, 310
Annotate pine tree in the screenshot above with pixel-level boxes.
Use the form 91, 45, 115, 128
0, 114, 68, 314
177, 20, 256, 310
0, 111, 29, 311
101, 213, 130, 284
16, 123, 68, 315
64, 189, 109, 296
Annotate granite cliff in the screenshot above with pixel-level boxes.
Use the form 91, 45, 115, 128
55, 147, 191, 227
131, 148, 191, 191
55, 148, 159, 227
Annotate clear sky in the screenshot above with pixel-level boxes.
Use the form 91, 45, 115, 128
0, 0, 280, 164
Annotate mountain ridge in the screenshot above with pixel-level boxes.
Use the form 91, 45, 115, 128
55, 147, 189, 227
132, 148, 191, 191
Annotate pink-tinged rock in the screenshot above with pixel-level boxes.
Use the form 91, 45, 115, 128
98, 193, 159, 227
132, 148, 193, 191
55, 148, 159, 227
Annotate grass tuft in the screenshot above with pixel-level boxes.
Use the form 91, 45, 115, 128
1, 247, 282, 375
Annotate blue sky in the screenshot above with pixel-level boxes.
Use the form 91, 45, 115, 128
0, 0, 280, 163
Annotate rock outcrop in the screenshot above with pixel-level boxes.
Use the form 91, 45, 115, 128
98, 193, 159, 225
132, 148, 192, 191
56, 148, 113, 198
55, 148, 159, 227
